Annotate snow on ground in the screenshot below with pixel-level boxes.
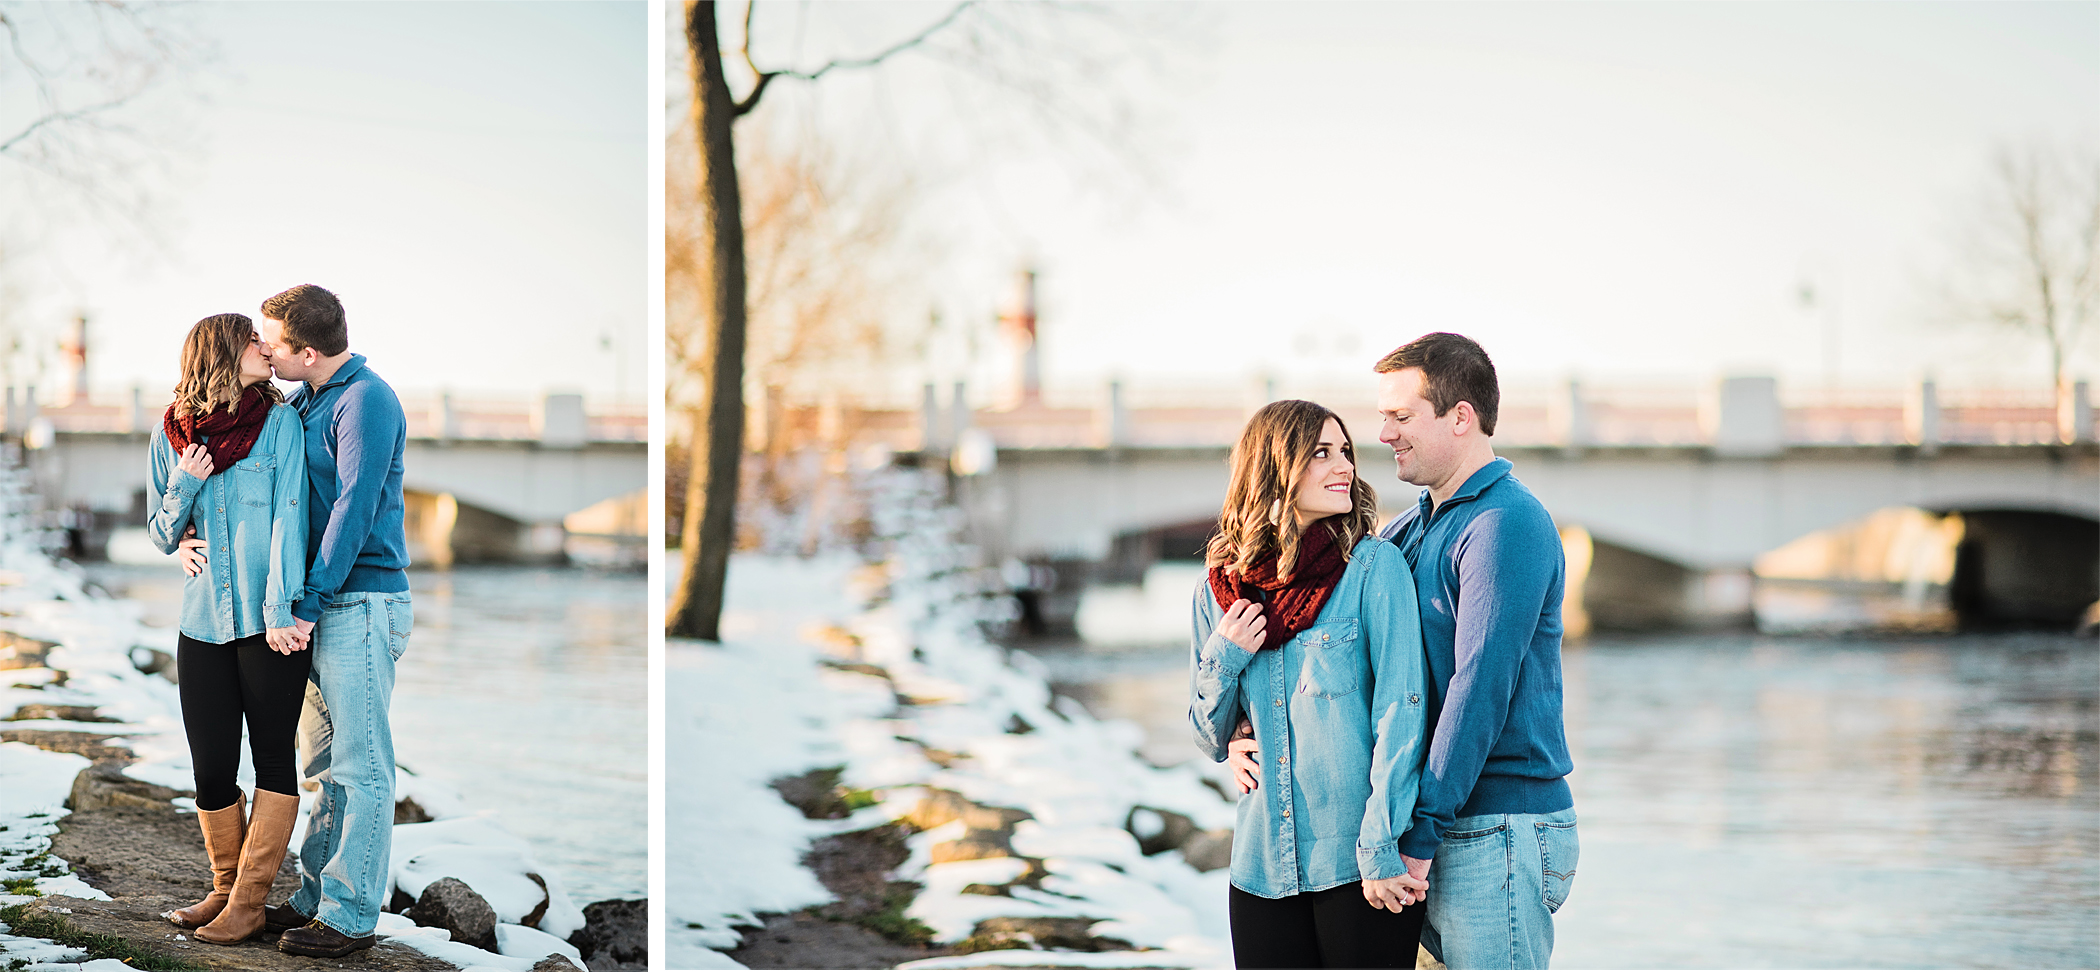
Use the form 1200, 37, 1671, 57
0, 465, 586, 970
668, 469, 1235, 970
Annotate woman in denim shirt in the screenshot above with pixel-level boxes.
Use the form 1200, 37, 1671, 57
1189, 400, 1429, 969
146, 313, 309, 945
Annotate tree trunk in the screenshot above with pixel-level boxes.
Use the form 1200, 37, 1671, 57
667, 0, 747, 640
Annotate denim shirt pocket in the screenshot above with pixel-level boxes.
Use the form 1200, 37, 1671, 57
1293, 619, 1364, 699
232, 455, 276, 508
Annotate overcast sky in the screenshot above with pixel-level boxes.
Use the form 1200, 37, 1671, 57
720, 1, 2099, 399
14, 1, 645, 404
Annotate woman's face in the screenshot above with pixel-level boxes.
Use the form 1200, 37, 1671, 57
237, 333, 273, 388
1290, 417, 1355, 526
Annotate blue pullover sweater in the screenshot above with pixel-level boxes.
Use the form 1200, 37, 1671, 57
285, 353, 410, 623
1379, 457, 1573, 860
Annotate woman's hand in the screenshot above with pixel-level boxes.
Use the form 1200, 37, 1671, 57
1362, 873, 1428, 913
1218, 599, 1267, 652
1227, 736, 1261, 793
175, 443, 214, 480
265, 626, 309, 655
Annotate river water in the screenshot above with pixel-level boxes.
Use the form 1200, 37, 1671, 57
1028, 567, 2100, 969
83, 562, 647, 906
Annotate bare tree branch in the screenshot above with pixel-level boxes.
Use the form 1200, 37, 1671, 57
734, 1, 976, 117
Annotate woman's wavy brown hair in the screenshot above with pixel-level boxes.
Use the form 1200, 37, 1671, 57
171, 313, 281, 420
1204, 399, 1379, 581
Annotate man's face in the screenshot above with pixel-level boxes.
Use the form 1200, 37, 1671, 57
254, 318, 311, 381
1376, 368, 1463, 487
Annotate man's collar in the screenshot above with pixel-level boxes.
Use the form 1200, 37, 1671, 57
1412, 456, 1512, 515
1449, 456, 1513, 503
307, 353, 367, 393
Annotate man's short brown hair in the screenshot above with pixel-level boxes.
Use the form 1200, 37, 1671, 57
1374, 332, 1500, 436
260, 284, 348, 356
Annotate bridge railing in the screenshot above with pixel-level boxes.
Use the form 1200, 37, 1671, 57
4, 388, 645, 445
744, 377, 2096, 454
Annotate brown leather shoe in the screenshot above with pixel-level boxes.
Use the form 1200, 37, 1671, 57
168, 794, 245, 929
277, 919, 377, 958
195, 789, 299, 944
262, 902, 312, 932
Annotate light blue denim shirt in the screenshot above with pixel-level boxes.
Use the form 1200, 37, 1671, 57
147, 402, 307, 642
1189, 536, 1428, 899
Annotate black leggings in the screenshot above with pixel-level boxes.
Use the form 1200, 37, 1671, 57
1230, 880, 1424, 970
177, 632, 312, 811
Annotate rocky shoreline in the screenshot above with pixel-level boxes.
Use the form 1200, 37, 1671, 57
1, 705, 647, 971
0, 490, 646, 972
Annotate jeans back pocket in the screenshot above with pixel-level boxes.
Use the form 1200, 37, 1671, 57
1535, 818, 1578, 913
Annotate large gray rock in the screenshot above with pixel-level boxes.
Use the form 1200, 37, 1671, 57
1124, 805, 1198, 857
405, 876, 498, 952
569, 898, 646, 970
66, 760, 191, 812
1180, 828, 1233, 873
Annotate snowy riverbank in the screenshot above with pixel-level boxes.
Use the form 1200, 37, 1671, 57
0, 465, 633, 970
668, 469, 1238, 970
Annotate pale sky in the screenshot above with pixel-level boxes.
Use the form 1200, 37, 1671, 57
11, 2, 645, 404
713, 1, 2100, 400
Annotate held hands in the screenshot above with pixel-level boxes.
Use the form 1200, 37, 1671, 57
1362, 872, 1429, 912
265, 625, 309, 655
1218, 599, 1267, 652
175, 443, 214, 480
1360, 854, 1436, 912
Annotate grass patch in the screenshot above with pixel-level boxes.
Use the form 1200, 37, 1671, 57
2, 877, 39, 896
848, 881, 936, 946
0, 903, 205, 972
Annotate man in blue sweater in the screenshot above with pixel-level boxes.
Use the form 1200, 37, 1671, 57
1374, 332, 1577, 969
186, 284, 412, 958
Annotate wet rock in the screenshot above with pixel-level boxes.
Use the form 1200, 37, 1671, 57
128, 645, 175, 680
569, 898, 647, 970
1180, 827, 1233, 872
530, 955, 585, 972
13, 895, 454, 971
0, 729, 133, 762
5, 703, 118, 722
955, 915, 1133, 954
1124, 805, 1198, 857
771, 766, 851, 820
0, 630, 57, 670
406, 876, 498, 952
66, 761, 192, 812
395, 794, 435, 824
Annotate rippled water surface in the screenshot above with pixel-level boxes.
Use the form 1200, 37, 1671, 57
1026, 625, 2100, 969
87, 563, 647, 905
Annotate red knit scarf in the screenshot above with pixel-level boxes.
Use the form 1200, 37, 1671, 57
163, 385, 272, 473
1207, 516, 1350, 652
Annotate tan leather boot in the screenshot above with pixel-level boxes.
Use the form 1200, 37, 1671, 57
168, 793, 245, 929
195, 789, 299, 944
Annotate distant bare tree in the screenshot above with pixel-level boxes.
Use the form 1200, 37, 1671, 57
1946, 140, 2099, 441
668, 0, 1184, 640
0, 1, 204, 216
0, 1, 206, 389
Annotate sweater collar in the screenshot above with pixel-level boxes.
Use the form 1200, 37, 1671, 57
1415, 456, 1514, 518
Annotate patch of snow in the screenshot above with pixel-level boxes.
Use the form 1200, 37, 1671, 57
494, 921, 584, 966
669, 469, 1237, 968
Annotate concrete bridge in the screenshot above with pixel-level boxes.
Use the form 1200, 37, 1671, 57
9, 390, 645, 567
767, 375, 2097, 630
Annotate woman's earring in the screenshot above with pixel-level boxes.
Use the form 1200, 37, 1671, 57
1267, 498, 1283, 526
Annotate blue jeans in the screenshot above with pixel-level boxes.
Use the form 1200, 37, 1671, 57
1421, 808, 1578, 970
289, 591, 412, 938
